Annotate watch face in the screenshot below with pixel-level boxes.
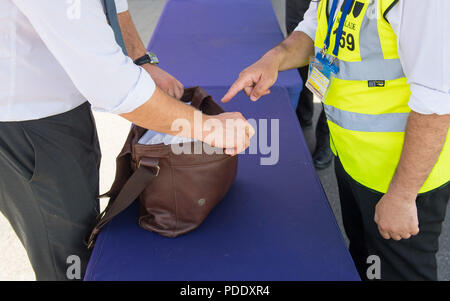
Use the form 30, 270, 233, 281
148, 52, 159, 65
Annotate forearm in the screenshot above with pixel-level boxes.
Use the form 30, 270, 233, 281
121, 87, 254, 155
117, 11, 147, 60
388, 111, 450, 200
266, 31, 315, 72
120, 87, 206, 139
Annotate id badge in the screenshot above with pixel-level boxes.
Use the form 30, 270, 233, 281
305, 53, 339, 102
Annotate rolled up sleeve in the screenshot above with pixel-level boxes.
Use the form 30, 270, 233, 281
115, 0, 128, 13
408, 85, 450, 115
12, 0, 155, 114
294, 0, 319, 41
394, 0, 450, 115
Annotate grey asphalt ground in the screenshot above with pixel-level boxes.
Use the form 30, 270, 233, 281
0, 0, 448, 281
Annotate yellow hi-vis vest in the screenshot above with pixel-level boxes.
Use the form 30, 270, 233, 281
315, 0, 450, 193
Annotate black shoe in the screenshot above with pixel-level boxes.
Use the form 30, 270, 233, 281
312, 146, 333, 170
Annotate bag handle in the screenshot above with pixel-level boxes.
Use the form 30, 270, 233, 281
87, 157, 160, 249
190, 87, 210, 109
181, 87, 224, 115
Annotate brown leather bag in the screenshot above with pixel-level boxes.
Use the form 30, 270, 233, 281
88, 87, 238, 248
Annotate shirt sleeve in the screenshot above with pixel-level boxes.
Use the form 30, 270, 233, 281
293, 0, 319, 41
387, 0, 450, 115
115, 0, 128, 13
12, 0, 155, 114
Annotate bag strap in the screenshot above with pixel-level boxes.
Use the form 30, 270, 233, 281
87, 157, 160, 249
102, 0, 128, 55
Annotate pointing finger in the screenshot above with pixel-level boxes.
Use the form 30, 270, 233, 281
221, 76, 253, 103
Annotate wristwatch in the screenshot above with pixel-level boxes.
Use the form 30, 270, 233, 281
134, 52, 159, 66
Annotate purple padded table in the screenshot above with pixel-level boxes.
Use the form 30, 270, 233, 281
84, 87, 359, 281
147, 0, 302, 108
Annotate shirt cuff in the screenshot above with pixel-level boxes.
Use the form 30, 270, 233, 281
408, 84, 450, 115
93, 66, 156, 114
294, 21, 316, 42
115, 0, 129, 13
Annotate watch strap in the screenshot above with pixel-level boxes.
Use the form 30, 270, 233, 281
134, 52, 159, 66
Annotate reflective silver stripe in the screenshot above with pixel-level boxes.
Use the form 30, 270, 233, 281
337, 57, 405, 81
324, 104, 409, 132
359, 1, 384, 61
314, 47, 405, 81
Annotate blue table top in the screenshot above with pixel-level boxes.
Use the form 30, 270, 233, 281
84, 87, 359, 281
147, 0, 301, 90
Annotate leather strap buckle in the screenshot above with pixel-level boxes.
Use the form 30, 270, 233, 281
138, 157, 160, 177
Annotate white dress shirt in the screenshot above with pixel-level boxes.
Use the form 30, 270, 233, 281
0, 0, 155, 121
295, 0, 450, 115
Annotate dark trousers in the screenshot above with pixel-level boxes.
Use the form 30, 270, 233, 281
335, 157, 450, 280
286, 0, 329, 149
0, 102, 101, 280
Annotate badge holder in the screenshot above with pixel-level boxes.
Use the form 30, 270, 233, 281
306, 52, 339, 102
305, 0, 353, 102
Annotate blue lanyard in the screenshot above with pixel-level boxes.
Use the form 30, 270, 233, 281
322, 0, 354, 58
323, 0, 340, 54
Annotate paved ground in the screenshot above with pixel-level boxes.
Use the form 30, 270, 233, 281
0, 0, 448, 281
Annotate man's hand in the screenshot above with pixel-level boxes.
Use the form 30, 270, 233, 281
117, 11, 184, 99
142, 64, 184, 99
221, 31, 314, 103
221, 55, 279, 103
202, 112, 256, 156
374, 111, 449, 241
374, 193, 419, 241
